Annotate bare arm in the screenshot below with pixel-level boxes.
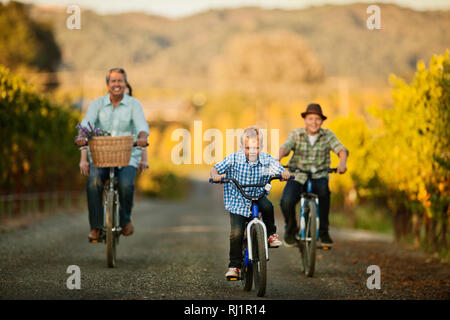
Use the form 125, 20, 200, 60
337, 150, 348, 174
79, 148, 89, 176
276, 147, 290, 162
138, 147, 149, 172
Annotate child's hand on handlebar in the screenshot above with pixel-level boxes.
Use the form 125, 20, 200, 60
211, 174, 223, 182
281, 170, 292, 181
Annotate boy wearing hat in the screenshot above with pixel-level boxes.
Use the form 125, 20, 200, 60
276, 103, 349, 247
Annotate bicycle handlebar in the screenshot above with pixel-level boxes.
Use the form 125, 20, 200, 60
133, 142, 149, 147
209, 175, 294, 201
283, 166, 337, 174
75, 138, 149, 148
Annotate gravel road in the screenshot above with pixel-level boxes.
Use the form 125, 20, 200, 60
0, 178, 448, 300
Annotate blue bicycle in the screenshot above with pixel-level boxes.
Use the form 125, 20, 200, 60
210, 174, 293, 297
285, 166, 337, 277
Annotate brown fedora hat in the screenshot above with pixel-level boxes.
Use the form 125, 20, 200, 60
301, 103, 327, 120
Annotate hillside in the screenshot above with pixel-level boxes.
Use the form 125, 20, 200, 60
30, 3, 450, 87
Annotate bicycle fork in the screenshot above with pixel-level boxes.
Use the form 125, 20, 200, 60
246, 204, 269, 262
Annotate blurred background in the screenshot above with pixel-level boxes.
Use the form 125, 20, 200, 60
0, 0, 448, 259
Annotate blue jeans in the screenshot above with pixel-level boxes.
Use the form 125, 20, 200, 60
280, 178, 331, 236
86, 164, 136, 230
228, 196, 276, 268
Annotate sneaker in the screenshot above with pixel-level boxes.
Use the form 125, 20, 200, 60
319, 232, 334, 247
225, 268, 241, 280
268, 234, 282, 248
284, 232, 297, 248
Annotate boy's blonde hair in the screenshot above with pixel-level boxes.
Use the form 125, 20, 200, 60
240, 126, 263, 148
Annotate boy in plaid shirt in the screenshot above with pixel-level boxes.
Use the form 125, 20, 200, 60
277, 103, 349, 248
211, 126, 291, 279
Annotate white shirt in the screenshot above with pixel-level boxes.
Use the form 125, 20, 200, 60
308, 134, 318, 146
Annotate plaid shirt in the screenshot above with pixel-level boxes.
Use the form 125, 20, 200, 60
281, 128, 349, 184
214, 150, 285, 217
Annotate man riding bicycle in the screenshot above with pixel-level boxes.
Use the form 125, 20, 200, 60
276, 103, 348, 248
75, 68, 149, 241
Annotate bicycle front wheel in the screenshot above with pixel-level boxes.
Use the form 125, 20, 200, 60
242, 251, 253, 291
251, 223, 267, 297
300, 200, 317, 277
242, 233, 253, 291
105, 191, 116, 268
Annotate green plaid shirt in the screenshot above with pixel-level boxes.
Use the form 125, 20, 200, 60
281, 127, 349, 184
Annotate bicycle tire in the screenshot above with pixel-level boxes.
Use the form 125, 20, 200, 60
252, 223, 267, 297
242, 253, 253, 291
241, 232, 253, 291
105, 190, 116, 268
299, 200, 317, 277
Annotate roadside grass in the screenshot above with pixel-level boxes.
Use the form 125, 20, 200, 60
0, 200, 86, 233
136, 159, 191, 200
330, 204, 394, 237
269, 185, 394, 237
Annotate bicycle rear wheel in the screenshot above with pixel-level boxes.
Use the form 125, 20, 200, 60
105, 191, 116, 268
252, 223, 267, 297
299, 200, 317, 277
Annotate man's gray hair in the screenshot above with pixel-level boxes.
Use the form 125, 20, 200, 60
106, 67, 127, 84
240, 126, 263, 148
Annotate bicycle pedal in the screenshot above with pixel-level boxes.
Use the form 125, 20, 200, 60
89, 238, 101, 243
226, 276, 240, 281
321, 246, 332, 250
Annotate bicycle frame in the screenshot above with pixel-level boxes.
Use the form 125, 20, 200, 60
284, 166, 336, 242
101, 168, 121, 238
103, 168, 120, 232
78, 138, 148, 267
101, 142, 147, 234
298, 179, 320, 241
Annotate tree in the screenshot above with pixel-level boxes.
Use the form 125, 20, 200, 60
370, 51, 449, 253
0, 65, 82, 212
0, 1, 61, 72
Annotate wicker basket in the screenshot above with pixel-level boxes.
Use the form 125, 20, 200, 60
89, 135, 135, 167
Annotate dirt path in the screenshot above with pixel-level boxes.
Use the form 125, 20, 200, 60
0, 179, 448, 300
